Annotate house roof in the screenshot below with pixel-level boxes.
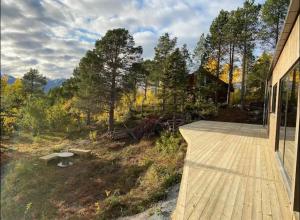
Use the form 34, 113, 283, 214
269, 0, 300, 77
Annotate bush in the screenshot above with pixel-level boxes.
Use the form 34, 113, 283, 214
196, 99, 218, 117
132, 116, 160, 139
231, 89, 241, 105
19, 98, 48, 135
47, 102, 74, 132
155, 132, 181, 154
1, 113, 18, 136
89, 130, 97, 142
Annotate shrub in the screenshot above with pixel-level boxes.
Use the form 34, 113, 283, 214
155, 132, 181, 154
196, 99, 218, 117
1, 113, 18, 136
132, 116, 160, 139
89, 130, 97, 142
19, 98, 48, 135
47, 102, 73, 132
231, 89, 241, 105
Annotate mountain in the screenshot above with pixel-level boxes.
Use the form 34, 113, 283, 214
2, 74, 66, 92
44, 78, 66, 92
6, 75, 17, 84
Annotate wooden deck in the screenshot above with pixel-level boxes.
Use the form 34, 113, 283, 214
174, 121, 293, 220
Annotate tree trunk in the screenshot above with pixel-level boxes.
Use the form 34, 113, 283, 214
215, 40, 222, 104
216, 41, 221, 78
162, 85, 166, 112
162, 65, 166, 112
86, 111, 91, 126
108, 72, 116, 132
227, 44, 235, 105
241, 42, 247, 109
141, 77, 148, 116
172, 91, 177, 133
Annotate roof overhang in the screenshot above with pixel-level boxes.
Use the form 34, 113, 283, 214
268, 0, 300, 79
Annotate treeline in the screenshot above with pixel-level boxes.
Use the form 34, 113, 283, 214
0, 0, 289, 135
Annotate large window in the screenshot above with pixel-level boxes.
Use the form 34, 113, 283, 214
277, 62, 300, 185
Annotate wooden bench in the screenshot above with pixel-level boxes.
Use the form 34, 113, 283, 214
39, 153, 58, 164
69, 148, 91, 157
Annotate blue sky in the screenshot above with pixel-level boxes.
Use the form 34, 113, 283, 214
1, 0, 265, 79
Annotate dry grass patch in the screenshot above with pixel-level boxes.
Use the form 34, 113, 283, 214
1, 132, 186, 219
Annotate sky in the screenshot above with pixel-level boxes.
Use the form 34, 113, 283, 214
1, 0, 265, 79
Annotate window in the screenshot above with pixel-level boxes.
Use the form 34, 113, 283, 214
277, 62, 300, 185
271, 83, 277, 113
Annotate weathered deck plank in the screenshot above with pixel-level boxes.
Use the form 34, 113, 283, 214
174, 121, 292, 220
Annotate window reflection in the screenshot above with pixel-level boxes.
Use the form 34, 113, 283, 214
277, 62, 300, 184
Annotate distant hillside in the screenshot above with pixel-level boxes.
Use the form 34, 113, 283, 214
2, 75, 66, 92
44, 78, 66, 92
6, 75, 17, 84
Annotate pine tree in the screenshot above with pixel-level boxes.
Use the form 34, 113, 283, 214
22, 68, 47, 96
209, 10, 229, 78
73, 50, 104, 125
247, 52, 272, 102
239, 0, 261, 109
95, 28, 142, 132
261, 0, 290, 49
165, 48, 188, 130
224, 9, 242, 105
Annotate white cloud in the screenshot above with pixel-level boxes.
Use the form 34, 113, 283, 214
1, 0, 262, 79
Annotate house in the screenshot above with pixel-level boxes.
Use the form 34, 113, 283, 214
174, 0, 300, 219
188, 69, 234, 103
266, 0, 300, 216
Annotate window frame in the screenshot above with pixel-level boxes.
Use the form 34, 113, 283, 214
271, 83, 277, 113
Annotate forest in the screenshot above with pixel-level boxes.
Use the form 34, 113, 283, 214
1, 0, 289, 136
0, 0, 290, 219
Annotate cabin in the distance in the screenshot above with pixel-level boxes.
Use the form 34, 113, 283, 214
266, 0, 300, 217
188, 70, 234, 103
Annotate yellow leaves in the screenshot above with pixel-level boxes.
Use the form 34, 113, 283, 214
136, 90, 159, 106
94, 201, 101, 214
1, 75, 8, 92
219, 64, 241, 84
204, 58, 218, 75
3, 115, 17, 134
232, 68, 241, 83
220, 64, 230, 83
11, 79, 23, 92
1, 77, 24, 101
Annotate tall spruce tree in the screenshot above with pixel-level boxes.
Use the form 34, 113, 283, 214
165, 48, 188, 130
154, 33, 177, 112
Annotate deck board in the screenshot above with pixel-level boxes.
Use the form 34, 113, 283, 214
174, 121, 292, 220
